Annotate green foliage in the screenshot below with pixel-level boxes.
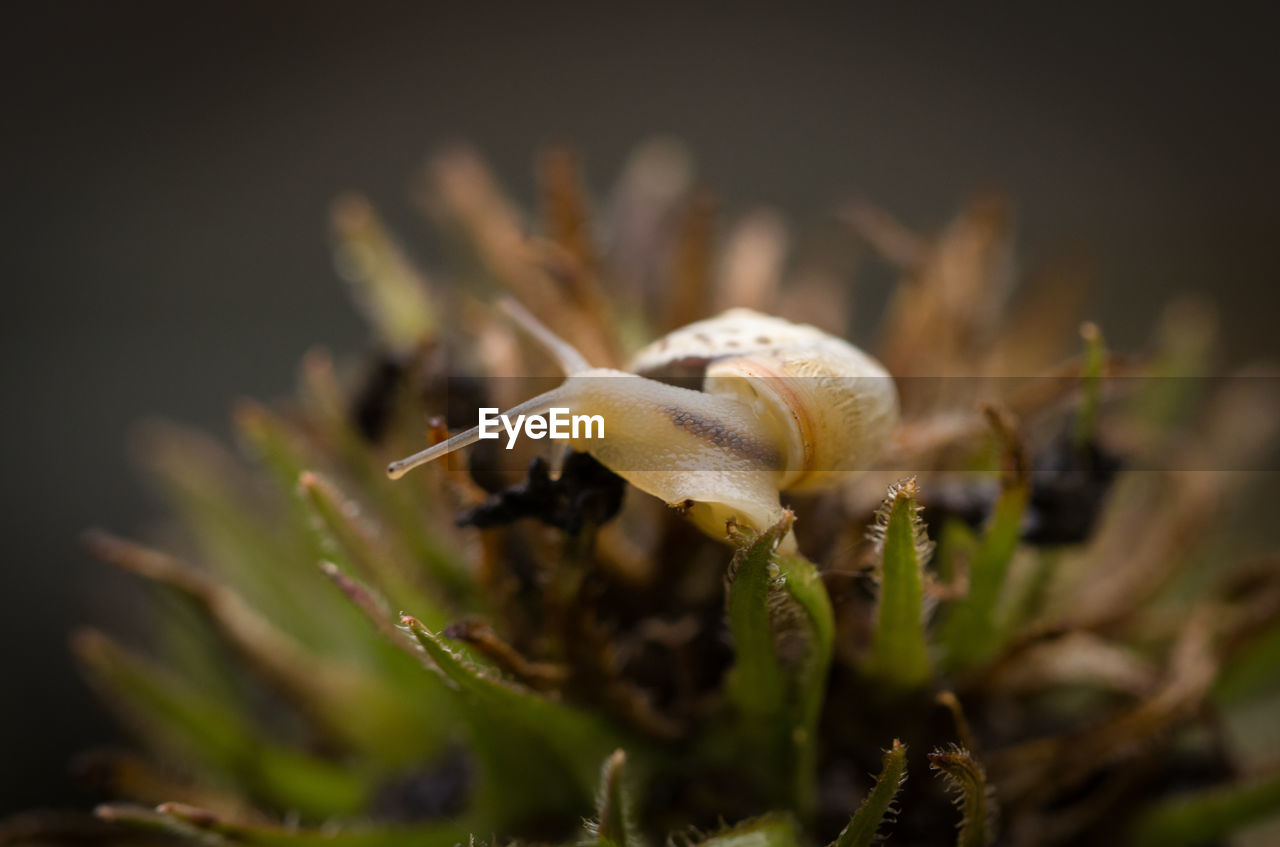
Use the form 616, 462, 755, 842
773, 552, 836, 814
863, 481, 931, 689
96, 802, 468, 847
403, 617, 631, 827
686, 815, 803, 847
725, 516, 792, 722
1074, 321, 1106, 449
723, 514, 834, 816
1124, 771, 1280, 847
829, 740, 907, 847
298, 470, 451, 630
932, 518, 977, 589
928, 747, 995, 847
1215, 621, 1280, 705
940, 484, 1027, 672
587, 750, 636, 847
83, 532, 442, 769
73, 631, 369, 817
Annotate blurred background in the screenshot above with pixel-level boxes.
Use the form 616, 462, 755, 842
2, 1, 1277, 813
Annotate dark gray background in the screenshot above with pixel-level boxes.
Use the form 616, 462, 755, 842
2, 2, 1277, 812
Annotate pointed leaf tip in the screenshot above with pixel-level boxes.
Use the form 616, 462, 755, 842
725, 519, 789, 719
402, 613, 625, 801
865, 479, 932, 689
831, 739, 908, 847
929, 746, 996, 847
1075, 320, 1107, 448
593, 749, 632, 847
941, 480, 1027, 671
154, 802, 219, 828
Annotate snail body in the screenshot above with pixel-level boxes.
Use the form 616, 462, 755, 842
388, 303, 897, 550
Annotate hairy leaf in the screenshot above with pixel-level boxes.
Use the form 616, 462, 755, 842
725, 515, 792, 718
929, 746, 996, 847
830, 740, 907, 847
138, 422, 333, 650
589, 750, 636, 847
864, 480, 931, 688
403, 616, 630, 826
685, 814, 803, 847
86, 532, 440, 768
298, 470, 450, 630
724, 512, 835, 814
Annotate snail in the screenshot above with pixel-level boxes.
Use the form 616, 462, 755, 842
387, 301, 898, 551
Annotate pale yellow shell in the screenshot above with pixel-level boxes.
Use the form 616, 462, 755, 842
631, 309, 897, 483
624, 309, 898, 545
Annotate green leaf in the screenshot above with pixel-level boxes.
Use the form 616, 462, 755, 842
97, 801, 470, 847
1074, 321, 1106, 449
85, 532, 442, 769
864, 481, 931, 689
775, 551, 835, 816
934, 518, 978, 589
1124, 770, 1280, 847
830, 740, 907, 847
402, 616, 632, 827
73, 631, 368, 817
723, 513, 835, 815
725, 515, 792, 719
929, 746, 996, 847
239, 401, 467, 621
941, 484, 1028, 671
689, 815, 804, 847
137, 422, 330, 651
331, 193, 437, 354
1215, 621, 1280, 705
233, 401, 315, 512
298, 471, 451, 630
95, 804, 223, 846
295, 349, 475, 604
590, 750, 636, 847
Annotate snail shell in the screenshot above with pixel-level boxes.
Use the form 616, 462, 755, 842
631, 308, 898, 485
